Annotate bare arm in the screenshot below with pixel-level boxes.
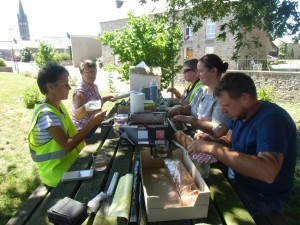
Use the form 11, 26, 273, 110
172, 115, 214, 135
167, 87, 182, 99
194, 130, 232, 147
187, 139, 284, 183
169, 104, 191, 118
47, 110, 107, 152
73, 92, 88, 120
102, 95, 114, 104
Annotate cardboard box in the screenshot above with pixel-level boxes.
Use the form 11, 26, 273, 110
140, 149, 210, 222
130, 66, 161, 92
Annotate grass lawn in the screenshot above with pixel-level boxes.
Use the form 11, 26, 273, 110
0, 72, 299, 225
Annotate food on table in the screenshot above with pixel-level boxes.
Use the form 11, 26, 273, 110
164, 159, 200, 206
173, 130, 193, 149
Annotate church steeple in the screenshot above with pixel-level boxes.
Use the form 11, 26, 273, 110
18, 0, 30, 40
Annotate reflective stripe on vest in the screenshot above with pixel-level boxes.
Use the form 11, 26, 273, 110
29, 147, 66, 162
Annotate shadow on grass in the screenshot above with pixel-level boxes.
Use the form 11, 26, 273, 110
283, 126, 300, 225
1, 169, 41, 225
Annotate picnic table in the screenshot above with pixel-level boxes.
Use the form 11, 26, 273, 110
7, 105, 259, 225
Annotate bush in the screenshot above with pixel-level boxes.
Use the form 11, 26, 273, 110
21, 71, 34, 77
257, 86, 277, 103
60, 52, 70, 61
33, 41, 62, 70
21, 47, 32, 62
0, 58, 6, 67
69, 75, 78, 87
21, 86, 43, 109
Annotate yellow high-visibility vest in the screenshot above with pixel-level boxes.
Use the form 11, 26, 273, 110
28, 102, 84, 187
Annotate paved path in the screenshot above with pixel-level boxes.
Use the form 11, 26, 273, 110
5, 61, 174, 97
5, 61, 130, 92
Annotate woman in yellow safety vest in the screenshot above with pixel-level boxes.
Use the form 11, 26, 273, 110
167, 58, 202, 106
28, 62, 106, 189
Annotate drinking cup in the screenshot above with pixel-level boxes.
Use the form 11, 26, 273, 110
155, 141, 169, 158
92, 151, 107, 171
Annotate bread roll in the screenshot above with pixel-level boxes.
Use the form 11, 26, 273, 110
164, 159, 200, 206
173, 131, 192, 149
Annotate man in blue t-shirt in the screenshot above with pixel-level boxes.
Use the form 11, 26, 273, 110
187, 72, 297, 218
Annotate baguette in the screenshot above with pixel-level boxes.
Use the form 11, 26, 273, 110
164, 159, 200, 206
173, 131, 192, 149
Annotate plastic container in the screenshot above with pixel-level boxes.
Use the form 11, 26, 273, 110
192, 161, 210, 179
149, 79, 158, 104
114, 114, 128, 125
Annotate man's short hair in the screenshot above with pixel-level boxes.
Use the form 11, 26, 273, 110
214, 72, 257, 99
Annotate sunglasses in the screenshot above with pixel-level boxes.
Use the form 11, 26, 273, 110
183, 68, 194, 73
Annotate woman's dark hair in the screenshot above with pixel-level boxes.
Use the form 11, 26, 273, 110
184, 58, 198, 71
214, 72, 257, 99
199, 54, 228, 77
37, 62, 69, 95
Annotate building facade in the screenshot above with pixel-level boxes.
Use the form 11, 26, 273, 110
99, 13, 271, 70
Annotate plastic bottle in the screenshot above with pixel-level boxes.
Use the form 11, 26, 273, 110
149, 79, 158, 104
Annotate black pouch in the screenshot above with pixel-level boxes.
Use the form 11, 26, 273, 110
47, 197, 88, 225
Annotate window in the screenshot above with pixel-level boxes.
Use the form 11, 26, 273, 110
184, 25, 193, 41
206, 22, 216, 40
185, 48, 193, 59
205, 47, 214, 54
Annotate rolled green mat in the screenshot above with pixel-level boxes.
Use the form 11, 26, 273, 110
105, 173, 133, 225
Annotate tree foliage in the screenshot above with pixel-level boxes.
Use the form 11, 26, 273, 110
33, 41, 62, 69
278, 42, 287, 59
140, 0, 300, 59
98, 12, 183, 88
21, 47, 32, 62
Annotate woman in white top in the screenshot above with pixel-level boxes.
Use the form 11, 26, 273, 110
169, 54, 231, 137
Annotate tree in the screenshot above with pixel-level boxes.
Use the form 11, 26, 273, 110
140, 0, 300, 60
278, 42, 287, 59
98, 12, 183, 88
21, 47, 32, 62
290, 48, 294, 59
33, 41, 62, 69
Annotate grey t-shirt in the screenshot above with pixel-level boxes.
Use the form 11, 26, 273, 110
190, 87, 231, 130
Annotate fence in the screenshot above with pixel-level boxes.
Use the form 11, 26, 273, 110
236, 59, 300, 72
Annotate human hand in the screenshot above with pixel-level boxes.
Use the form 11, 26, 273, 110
92, 110, 107, 125
167, 87, 176, 94
194, 133, 214, 141
187, 139, 214, 156
172, 115, 188, 123
104, 95, 115, 102
169, 107, 181, 118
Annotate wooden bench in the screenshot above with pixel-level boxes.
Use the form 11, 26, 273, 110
6, 108, 117, 225
208, 166, 288, 225
6, 106, 261, 225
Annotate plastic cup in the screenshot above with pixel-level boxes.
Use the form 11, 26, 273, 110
155, 141, 169, 158
92, 151, 107, 171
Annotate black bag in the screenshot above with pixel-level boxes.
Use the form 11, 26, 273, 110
47, 197, 88, 225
